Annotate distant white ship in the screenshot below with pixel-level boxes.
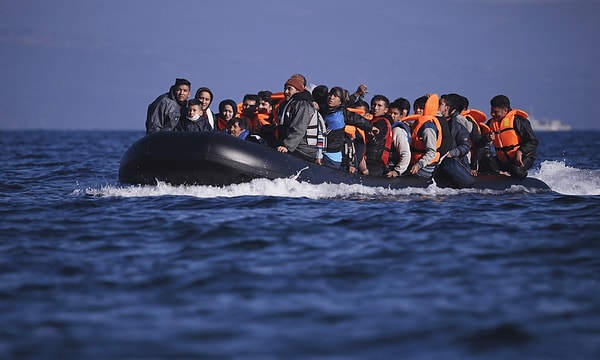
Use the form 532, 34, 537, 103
529, 117, 571, 131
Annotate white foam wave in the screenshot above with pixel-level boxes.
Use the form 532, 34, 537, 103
76, 160, 598, 199
531, 161, 600, 196
80, 177, 539, 200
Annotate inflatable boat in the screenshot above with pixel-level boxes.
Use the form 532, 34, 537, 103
118, 132, 550, 190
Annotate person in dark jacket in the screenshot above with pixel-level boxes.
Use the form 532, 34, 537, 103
436, 94, 475, 187
319, 86, 377, 170
145, 78, 190, 134
488, 95, 538, 178
256, 90, 278, 147
439, 94, 473, 167
275, 75, 323, 162
364, 95, 393, 176
240, 94, 259, 134
312, 85, 329, 112
175, 99, 212, 132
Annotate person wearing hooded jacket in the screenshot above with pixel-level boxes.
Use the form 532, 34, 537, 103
275, 75, 324, 162
145, 78, 190, 134
436, 94, 475, 187
194, 87, 218, 131
438, 94, 472, 166
216, 99, 238, 132
319, 86, 376, 170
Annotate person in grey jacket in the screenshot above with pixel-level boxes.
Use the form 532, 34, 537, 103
275, 75, 323, 162
145, 78, 190, 134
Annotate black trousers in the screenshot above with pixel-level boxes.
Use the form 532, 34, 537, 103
497, 154, 536, 178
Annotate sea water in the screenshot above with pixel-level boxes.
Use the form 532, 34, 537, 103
1, 130, 599, 359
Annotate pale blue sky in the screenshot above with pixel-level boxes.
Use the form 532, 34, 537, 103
1, 0, 599, 130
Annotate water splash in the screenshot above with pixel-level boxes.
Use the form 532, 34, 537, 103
532, 160, 600, 196
81, 179, 541, 200
78, 160, 598, 199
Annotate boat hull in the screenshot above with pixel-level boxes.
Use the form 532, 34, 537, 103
118, 132, 550, 191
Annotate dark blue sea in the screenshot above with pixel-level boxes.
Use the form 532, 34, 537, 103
1, 130, 599, 360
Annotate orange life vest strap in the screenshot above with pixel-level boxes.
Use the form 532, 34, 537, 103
402, 114, 420, 122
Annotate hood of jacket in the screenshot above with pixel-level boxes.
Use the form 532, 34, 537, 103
291, 90, 314, 103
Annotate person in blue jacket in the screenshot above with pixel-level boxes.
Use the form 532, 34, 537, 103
227, 117, 250, 140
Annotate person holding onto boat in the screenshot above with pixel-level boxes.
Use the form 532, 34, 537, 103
364, 95, 394, 176
487, 95, 538, 178
318, 86, 378, 171
386, 98, 412, 177
275, 75, 325, 163
145, 78, 191, 134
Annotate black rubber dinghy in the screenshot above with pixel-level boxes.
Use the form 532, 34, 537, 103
118, 132, 551, 191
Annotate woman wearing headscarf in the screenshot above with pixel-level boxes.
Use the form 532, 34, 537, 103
194, 87, 217, 131
216, 99, 238, 132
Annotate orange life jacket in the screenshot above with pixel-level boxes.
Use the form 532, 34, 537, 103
423, 93, 439, 117
410, 115, 443, 166
346, 107, 373, 121
460, 109, 487, 157
236, 102, 244, 118
368, 116, 393, 165
344, 125, 366, 143
489, 109, 529, 163
271, 92, 285, 101
232, 102, 258, 134
402, 114, 420, 123
407, 94, 442, 166
255, 112, 272, 127
461, 108, 490, 134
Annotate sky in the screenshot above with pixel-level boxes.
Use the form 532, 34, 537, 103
1, 0, 599, 130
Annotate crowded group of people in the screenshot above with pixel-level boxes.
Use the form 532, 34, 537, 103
145, 74, 539, 187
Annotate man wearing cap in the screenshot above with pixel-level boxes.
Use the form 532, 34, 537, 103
275, 74, 324, 162
146, 78, 191, 134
